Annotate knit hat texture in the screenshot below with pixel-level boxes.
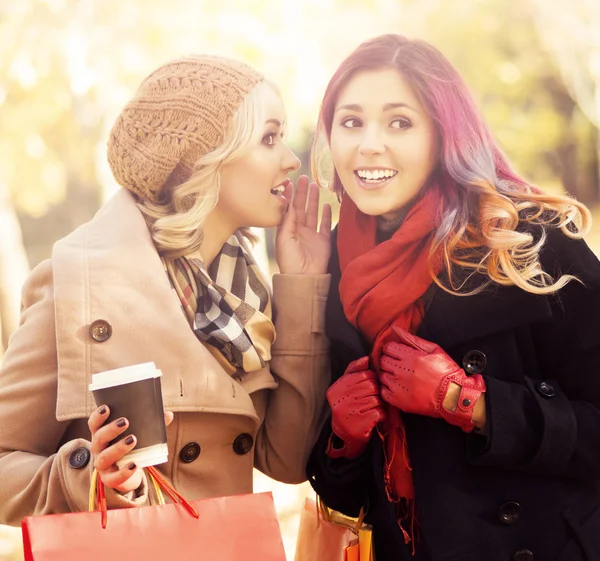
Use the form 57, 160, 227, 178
107, 55, 263, 202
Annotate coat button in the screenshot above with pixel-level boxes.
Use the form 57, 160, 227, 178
536, 381, 555, 398
89, 319, 112, 342
498, 501, 521, 525
513, 550, 534, 561
233, 433, 254, 455
462, 350, 487, 374
179, 443, 201, 463
69, 447, 91, 469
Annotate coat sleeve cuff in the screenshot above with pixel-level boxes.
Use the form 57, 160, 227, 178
58, 439, 149, 512
467, 376, 577, 475
307, 420, 371, 518
271, 274, 330, 353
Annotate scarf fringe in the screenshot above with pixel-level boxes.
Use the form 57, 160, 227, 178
378, 406, 419, 554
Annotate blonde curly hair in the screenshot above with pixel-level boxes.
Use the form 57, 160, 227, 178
137, 81, 282, 258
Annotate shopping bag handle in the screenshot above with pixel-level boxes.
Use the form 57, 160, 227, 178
317, 495, 366, 535
89, 466, 199, 529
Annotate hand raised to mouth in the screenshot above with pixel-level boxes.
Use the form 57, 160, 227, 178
275, 175, 332, 275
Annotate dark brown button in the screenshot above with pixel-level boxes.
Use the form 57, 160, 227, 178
69, 447, 91, 469
89, 319, 112, 342
514, 549, 534, 561
536, 381, 555, 398
179, 442, 201, 463
233, 433, 254, 455
498, 501, 521, 525
462, 350, 487, 374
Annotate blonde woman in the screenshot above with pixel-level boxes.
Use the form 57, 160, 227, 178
307, 34, 600, 561
0, 55, 332, 524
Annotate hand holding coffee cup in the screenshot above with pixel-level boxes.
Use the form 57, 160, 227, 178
88, 408, 174, 493
88, 362, 171, 493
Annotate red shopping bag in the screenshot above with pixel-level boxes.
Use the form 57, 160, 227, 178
22, 467, 286, 561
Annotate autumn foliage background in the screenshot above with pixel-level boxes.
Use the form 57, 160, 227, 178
1, 0, 600, 559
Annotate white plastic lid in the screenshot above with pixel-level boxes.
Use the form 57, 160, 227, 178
88, 362, 162, 392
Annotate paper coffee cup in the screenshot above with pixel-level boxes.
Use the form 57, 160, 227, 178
89, 362, 168, 469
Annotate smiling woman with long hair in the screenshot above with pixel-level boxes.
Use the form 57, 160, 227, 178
308, 34, 600, 561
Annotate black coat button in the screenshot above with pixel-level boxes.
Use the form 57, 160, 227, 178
462, 350, 487, 374
179, 442, 201, 463
536, 381, 555, 398
233, 433, 254, 455
89, 320, 112, 342
514, 550, 534, 561
69, 447, 91, 469
498, 501, 521, 525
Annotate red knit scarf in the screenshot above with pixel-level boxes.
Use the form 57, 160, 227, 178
338, 184, 442, 542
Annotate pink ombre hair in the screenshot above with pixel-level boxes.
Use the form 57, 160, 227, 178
312, 34, 591, 295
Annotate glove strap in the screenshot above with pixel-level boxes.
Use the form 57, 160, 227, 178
441, 374, 486, 433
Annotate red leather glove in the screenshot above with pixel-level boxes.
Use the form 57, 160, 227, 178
326, 357, 386, 459
380, 327, 486, 432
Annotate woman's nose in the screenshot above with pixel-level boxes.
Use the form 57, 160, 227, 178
283, 146, 301, 172
358, 127, 385, 156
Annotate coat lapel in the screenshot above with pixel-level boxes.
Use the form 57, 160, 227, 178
52, 189, 266, 424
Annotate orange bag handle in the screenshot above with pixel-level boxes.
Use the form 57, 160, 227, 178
90, 466, 199, 529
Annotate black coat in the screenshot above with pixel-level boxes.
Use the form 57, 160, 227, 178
307, 225, 600, 561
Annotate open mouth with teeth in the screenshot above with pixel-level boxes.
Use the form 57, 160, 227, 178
355, 169, 398, 184
270, 185, 286, 196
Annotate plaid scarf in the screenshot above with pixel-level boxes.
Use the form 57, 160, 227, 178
162, 232, 274, 373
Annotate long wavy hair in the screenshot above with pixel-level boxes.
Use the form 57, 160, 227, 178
312, 34, 592, 295
137, 81, 283, 258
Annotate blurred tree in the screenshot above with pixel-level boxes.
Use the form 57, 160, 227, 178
532, 0, 600, 127
0, 181, 29, 358
531, 0, 600, 199
398, 0, 599, 204
0, 1, 103, 266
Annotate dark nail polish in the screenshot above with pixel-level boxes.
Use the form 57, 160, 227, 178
116, 418, 127, 428
124, 435, 134, 445
99, 406, 107, 415
128, 462, 136, 470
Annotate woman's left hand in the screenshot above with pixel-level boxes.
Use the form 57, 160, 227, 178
380, 327, 487, 432
276, 175, 332, 275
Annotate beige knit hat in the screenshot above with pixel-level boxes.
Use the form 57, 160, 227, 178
107, 55, 263, 203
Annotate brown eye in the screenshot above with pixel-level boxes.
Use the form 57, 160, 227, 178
341, 117, 362, 128
262, 133, 276, 145
391, 117, 411, 129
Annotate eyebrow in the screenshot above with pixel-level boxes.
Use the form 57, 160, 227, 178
266, 118, 284, 127
335, 102, 416, 113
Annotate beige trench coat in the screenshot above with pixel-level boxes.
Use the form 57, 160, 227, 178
0, 189, 330, 526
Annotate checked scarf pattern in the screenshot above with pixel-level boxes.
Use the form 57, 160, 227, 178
162, 232, 274, 373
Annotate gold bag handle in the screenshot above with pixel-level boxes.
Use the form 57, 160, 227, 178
316, 495, 367, 535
